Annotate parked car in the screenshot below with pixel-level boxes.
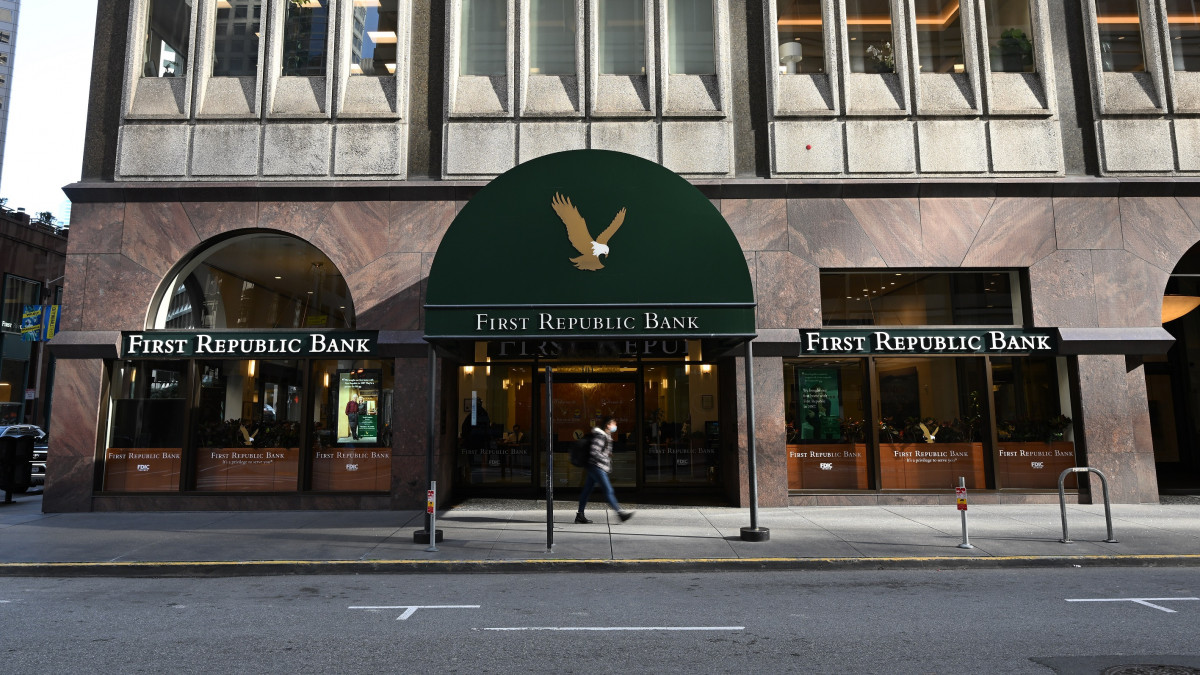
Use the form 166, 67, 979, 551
0, 424, 47, 493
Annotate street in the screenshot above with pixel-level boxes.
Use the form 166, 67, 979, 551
2, 568, 1198, 673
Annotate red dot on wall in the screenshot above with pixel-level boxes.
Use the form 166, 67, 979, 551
805, 144, 812, 150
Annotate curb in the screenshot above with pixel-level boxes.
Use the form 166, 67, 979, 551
2, 554, 1200, 577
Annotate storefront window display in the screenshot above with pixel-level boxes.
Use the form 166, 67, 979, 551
102, 361, 187, 491
644, 363, 719, 485
991, 356, 1076, 489
457, 364, 534, 486
311, 360, 394, 491
784, 360, 867, 489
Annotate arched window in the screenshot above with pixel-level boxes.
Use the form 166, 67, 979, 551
152, 232, 355, 330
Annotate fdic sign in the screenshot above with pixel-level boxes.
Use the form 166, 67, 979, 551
800, 329, 1056, 356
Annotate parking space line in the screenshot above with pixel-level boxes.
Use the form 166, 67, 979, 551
481, 626, 744, 631
1065, 597, 1200, 613
349, 604, 480, 620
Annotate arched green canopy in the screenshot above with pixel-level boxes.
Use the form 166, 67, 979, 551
424, 150, 755, 340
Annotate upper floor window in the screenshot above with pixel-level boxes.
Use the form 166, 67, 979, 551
820, 271, 1021, 327
459, 0, 507, 76
776, 0, 825, 74
213, 1, 260, 77
598, 0, 646, 74
913, 0, 964, 73
1166, 0, 1200, 71
282, 0, 329, 76
845, 0, 894, 73
1095, 0, 1146, 72
350, 0, 400, 76
668, 0, 715, 74
1, 275, 40, 334
144, 0, 192, 77
985, 0, 1035, 72
529, 0, 576, 75
0, 9, 12, 22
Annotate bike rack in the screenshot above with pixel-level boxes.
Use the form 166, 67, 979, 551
1058, 467, 1118, 544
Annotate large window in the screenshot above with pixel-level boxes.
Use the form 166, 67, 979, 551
529, 0, 576, 75
281, 0, 328, 76
350, 0, 400, 76
1095, 0, 1146, 72
311, 359, 394, 491
985, 0, 1035, 72
668, 0, 715, 74
102, 361, 187, 492
913, 0, 965, 73
212, 0, 260, 77
821, 271, 1020, 327
1, 274, 40, 334
598, 0, 646, 74
1167, 0, 1200, 71
144, 0, 192, 77
775, 0, 825, 74
459, 0, 508, 76
153, 233, 354, 330
846, 0, 894, 73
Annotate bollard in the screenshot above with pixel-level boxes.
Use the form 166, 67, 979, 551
956, 477, 973, 549
1058, 467, 1118, 544
425, 481, 439, 553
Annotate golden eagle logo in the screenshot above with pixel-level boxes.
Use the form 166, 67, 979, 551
551, 193, 626, 271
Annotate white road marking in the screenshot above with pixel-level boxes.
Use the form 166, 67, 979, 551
349, 604, 481, 620
1065, 597, 1200, 613
480, 626, 745, 631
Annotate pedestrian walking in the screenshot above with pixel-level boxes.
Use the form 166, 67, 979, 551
576, 416, 634, 524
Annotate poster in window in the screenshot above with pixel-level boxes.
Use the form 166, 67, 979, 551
337, 370, 382, 443
796, 369, 841, 441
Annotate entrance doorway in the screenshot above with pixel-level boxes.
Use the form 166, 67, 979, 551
1150, 244, 1200, 493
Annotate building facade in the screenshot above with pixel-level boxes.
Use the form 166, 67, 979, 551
0, 0, 19, 186
47, 0, 1200, 513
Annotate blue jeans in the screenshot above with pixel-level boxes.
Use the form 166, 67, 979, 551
579, 465, 621, 513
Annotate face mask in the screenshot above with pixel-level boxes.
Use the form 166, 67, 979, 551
608, 425, 617, 433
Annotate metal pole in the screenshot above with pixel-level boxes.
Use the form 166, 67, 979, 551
545, 364, 554, 552
957, 476, 973, 549
1059, 467, 1118, 544
414, 345, 440, 544
740, 339, 769, 542
425, 481, 439, 552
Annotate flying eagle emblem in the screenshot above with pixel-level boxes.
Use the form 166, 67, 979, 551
551, 192, 627, 271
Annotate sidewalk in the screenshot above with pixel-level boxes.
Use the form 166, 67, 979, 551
2, 494, 1199, 576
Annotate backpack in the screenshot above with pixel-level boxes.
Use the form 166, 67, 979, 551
569, 434, 591, 467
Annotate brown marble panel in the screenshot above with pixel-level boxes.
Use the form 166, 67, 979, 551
721, 199, 789, 252
753, 355, 788, 507
256, 201, 334, 241
744, 252, 757, 302
418, 252, 436, 329
1177, 196, 1200, 231
66, 202, 125, 255
42, 455, 96, 512
847, 198, 923, 266
393, 200, 456, 253
961, 197, 1056, 267
391, 454, 426, 507
121, 202, 201, 279
1053, 197, 1122, 250
1091, 250, 1169, 327
59, 254, 89, 331
1119, 197, 1200, 273
349, 252, 424, 330
787, 199, 885, 268
311, 201, 390, 275
1028, 250, 1098, 328
48, 359, 104, 459
81, 254, 162, 331
393, 358, 430, 458
181, 201, 259, 241
755, 251, 821, 329
919, 198, 993, 267
1075, 354, 1158, 503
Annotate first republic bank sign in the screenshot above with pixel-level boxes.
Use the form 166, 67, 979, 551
801, 328, 1057, 356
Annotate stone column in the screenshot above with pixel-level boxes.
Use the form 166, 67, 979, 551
43, 359, 105, 513
390, 355, 434, 509
1075, 354, 1159, 503
733, 354, 787, 507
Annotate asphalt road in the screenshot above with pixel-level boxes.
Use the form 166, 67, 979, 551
2, 568, 1198, 674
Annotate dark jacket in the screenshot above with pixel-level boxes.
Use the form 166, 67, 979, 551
587, 427, 613, 473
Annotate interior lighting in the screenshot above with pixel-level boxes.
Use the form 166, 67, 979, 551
1163, 295, 1200, 323
248, 360, 256, 377
464, 365, 474, 375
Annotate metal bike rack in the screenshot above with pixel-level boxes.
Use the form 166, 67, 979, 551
1058, 467, 1118, 544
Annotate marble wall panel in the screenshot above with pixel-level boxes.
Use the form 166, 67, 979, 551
181, 201, 260, 242
59, 255, 89, 332
847, 198, 923, 266
121, 202, 201, 279
393, 358, 431, 458
392, 200, 455, 253
755, 251, 821, 329
1053, 197, 1122, 250
1119, 197, 1200, 273
1091, 250, 1169, 327
256, 201, 335, 242
81, 254, 162, 331
43, 359, 104, 512
1075, 354, 1157, 503
918, 198, 993, 267
1029, 250, 1098, 328
787, 199, 885, 268
348, 251, 424, 330
961, 197, 1055, 267
1176, 197, 1200, 230
42, 456, 96, 513
312, 201, 390, 274
721, 199, 788, 252
744, 252, 757, 303
753, 355, 788, 508
67, 203, 125, 255
390, 454, 427, 507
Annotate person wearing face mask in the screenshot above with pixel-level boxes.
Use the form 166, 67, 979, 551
576, 415, 634, 524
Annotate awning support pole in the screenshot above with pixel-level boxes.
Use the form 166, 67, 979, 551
740, 338, 770, 542
414, 344, 441, 544
545, 363, 555, 552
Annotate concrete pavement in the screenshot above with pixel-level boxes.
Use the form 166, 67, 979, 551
2, 493, 1199, 576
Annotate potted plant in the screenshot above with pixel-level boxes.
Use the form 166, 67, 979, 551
866, 41, 895, 74
995, 28, 1033, 72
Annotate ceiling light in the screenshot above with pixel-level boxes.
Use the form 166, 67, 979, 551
274, 276, 282, 280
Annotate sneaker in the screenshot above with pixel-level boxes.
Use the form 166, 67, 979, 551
574, 513, 593, 524
618, 511, 634, 522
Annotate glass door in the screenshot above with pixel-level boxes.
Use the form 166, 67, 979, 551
538, 371, 638, 489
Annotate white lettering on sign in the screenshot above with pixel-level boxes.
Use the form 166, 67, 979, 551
803, 330, 1052, 354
